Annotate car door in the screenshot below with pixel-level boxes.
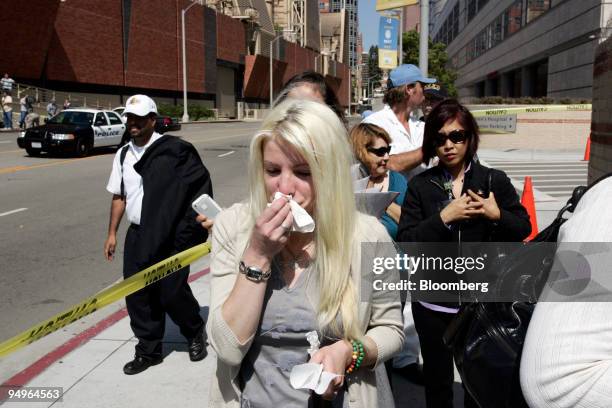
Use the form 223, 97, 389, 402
105, 111, 126, 146
92, 112, 114, 147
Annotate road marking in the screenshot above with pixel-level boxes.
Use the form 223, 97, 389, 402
0, 208, 27, 217
0, 141, 12, 144
218, 150, 235, 158
0, 157, 94, 174
0, 149, 23, 155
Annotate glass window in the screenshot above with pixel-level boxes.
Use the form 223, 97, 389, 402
106, 112, 123, 125
477, 0, 489, 11
526, 0, 551, 23
467, 0, 477, 22
492, 15, 503, 47
503, 0, 523, 38
94, 113, 109, 126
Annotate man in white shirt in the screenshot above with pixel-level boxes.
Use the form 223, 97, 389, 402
2, 91, 13, 130
363, 64, 436, 384
104, 94, 212, 375
363, 64, 436, 181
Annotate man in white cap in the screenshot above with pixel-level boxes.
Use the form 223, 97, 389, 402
104, 94, 212, 375
364, 64, 436, 385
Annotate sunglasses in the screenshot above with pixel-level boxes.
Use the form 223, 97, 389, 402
367, 146, 392, 157
435, 130, 468, 146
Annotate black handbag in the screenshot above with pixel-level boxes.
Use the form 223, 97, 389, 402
443, 173, 612, 408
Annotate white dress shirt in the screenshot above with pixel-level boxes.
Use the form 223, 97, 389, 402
363, 104, 427, 181
106, 132, 163, 225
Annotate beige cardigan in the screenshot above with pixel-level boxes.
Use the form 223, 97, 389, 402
206, 203, 404, 408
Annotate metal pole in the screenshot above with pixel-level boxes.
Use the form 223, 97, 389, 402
347, 69, 351, 116
399, 7, 403, 65
419, 0, 429, 75
181, 9, 189, 123
269, 39, 274, 105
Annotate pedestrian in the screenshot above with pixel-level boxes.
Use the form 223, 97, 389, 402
2, 91, 13, 130
63, 99, 71, 110
349, 123, 407, 240
363, 64, 436, 180
273, 71, 346, 126
1, 73, 15, 93
206, 99, 404, 407
421, 83, 448, 121
397, 99, 531, 408
19, 94, 28, 129
520, 175, 612, 408
46, 99, 57, 118
362, 63, 437, 384
24, 110, 40, 129
103, 94, 212, 375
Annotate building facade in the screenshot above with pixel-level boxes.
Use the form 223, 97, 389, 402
329, 0, 358, 68
430, 0, 612, 100
0, 0, 350, 117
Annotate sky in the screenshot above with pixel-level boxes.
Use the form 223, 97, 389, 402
359, 0, 381, 52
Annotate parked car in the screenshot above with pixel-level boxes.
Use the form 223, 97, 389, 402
17, 108, 126, 157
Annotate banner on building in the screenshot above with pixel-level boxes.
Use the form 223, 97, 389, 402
378, 16, 399, 69
376, 0, 418, 11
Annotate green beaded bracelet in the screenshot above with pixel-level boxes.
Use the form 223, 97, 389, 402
346, 339, 365, 374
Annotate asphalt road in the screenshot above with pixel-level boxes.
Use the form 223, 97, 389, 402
0, 122, 260, 341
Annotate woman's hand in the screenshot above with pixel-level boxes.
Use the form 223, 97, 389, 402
196, 214, 214, 232
440, 194, 484, 224
244, 197, 294, 262
309, 340, 353, 401
467, 190, 501, 221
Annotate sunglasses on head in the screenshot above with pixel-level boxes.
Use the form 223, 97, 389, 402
435, 130, 468, 146
367, 146, 392, 157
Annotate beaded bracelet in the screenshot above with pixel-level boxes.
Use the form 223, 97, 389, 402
346, 340, 365, 374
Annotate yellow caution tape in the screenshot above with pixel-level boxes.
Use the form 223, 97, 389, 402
0, 242, 211, 358
471, 104, 592, 117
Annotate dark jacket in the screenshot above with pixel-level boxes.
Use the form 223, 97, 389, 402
132, 135, 212, 269
397, 161, 531, 243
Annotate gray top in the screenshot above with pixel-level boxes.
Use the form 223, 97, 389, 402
239, 262, 348, 408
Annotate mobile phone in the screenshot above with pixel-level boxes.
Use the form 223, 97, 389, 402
192, 194, 222, 220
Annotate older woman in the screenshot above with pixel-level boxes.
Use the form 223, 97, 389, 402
206, 99, 404, 407
350, 123, 408, 240
397, 99, 531, 408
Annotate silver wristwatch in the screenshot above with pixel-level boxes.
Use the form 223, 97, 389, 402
239, 261, 271, 282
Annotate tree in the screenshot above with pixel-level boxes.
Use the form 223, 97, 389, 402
367, 46, 383, 86
402, 30, 458, 97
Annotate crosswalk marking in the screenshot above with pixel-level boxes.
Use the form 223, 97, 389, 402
484, 159, 588, 202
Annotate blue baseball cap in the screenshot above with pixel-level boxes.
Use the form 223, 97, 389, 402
388, 64, 436, 88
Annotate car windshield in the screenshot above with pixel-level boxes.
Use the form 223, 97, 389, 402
48, 111, 94, 125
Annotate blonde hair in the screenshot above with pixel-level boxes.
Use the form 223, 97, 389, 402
247, 99, 361, 340
349, 123, 392, 165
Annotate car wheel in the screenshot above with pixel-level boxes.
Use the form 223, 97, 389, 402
75, 139, 90, 157
25, 148, 40, 157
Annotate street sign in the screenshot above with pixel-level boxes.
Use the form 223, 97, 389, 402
376, 0, 418, 11
378, 16, 399, 69
477, 114, 517, 133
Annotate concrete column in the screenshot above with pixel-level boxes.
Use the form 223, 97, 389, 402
521, 66, 534, 97
501, 72, 512, 97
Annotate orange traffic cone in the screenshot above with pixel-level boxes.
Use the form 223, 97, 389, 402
583, 134, 591, 161
521, 176, 538, 241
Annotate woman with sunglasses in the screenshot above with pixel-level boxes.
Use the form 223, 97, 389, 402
350, 123, 407, 240
396, 99, 531, 408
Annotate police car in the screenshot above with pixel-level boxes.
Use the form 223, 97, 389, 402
17, 108, 126, 157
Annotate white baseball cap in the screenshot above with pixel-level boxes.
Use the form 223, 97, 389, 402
123, 94, 158, 117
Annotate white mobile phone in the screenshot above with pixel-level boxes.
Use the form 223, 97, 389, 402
192, 194, 222, 220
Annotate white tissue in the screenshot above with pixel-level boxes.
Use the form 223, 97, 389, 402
270, 192, 315, 233
289, 363, 341, 395
306, 331, 320, 357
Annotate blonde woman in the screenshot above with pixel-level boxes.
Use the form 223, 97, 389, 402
206, 99, 404, 407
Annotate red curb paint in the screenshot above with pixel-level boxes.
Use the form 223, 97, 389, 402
0, 267, 210, 396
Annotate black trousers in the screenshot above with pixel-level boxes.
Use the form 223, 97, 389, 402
412, 302, 479, 408
123, 224, 204, 358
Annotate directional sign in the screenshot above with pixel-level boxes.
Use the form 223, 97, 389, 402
376, 0, 418, 11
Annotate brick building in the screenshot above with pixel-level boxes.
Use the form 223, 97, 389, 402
0, 0, 349, 117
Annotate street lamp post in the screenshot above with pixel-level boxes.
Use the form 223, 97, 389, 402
270, 34, 283, 105
181, 0, 200, 123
